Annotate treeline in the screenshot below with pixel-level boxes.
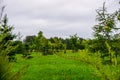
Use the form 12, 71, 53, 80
23, 33, 85, 54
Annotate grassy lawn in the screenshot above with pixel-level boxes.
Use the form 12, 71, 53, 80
12, 52, 100, 80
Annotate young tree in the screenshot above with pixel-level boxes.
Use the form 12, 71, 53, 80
92, 2, 120, 65
93, 2, 118, 40
0, 1, 28, 79
0, 31, 23, 80
0, 14, 16, 61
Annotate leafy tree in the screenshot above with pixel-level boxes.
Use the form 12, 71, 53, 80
49, 37, 66, 53
33, 31, 52, 55
12, 40, 25, 54
64, 38, 71, 50
23, 35, 36, 58
24, 35, 36, 52
41, 36, 49, 55
13, 32, 25, 55
70, 34, 80, 53
78, 38, 85, 50
34, 31, 44, 52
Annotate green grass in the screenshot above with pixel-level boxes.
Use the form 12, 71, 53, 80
12, 52, 100, 80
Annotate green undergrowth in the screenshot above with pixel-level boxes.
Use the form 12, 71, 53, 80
57, 50, 120, 80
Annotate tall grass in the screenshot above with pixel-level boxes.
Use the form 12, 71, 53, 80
13, 53, 99, 80
57, 50, 120, 80
12, 50, 120, 80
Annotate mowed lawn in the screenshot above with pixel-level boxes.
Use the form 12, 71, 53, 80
12, 52, 100, 80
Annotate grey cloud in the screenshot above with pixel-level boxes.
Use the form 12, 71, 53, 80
3, 0, 119, 39
5, 0, 99, 19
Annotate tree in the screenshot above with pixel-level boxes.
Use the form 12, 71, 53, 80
70, 34, 80, 53
93, 2, 118, 40
49, 37, 66, 53
24, 35, 36, 52
78, 38, 85, 50
64, 38, 71, 50
0, 32, 23, 80
0, 14, 17, 61
34, 31, 44, 52
92, 2, 120, 65
12, 32, 25, 55
12, 40, 25, 54
0, 1, 28, 79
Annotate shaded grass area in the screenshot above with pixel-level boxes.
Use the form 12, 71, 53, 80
12, 52, 100, 80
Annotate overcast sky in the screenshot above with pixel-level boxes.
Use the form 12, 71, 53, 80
3, 0, 120, 39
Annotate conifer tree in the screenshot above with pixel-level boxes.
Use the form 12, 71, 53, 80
92, 2, 120, 65
0, 1, 28, 79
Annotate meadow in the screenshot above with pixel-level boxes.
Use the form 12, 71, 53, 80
12, 51, 120, 80
0, 1, 120, 80
12, 51, 98, 80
